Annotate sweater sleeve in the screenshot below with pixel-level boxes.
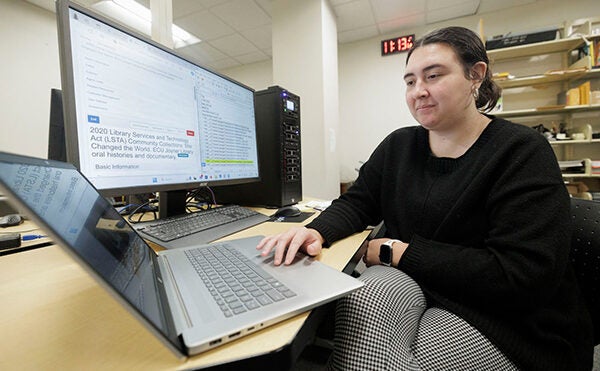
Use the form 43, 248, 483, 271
305, 132, 395, 245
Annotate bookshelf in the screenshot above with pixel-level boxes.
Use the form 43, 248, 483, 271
489, 30, 600, 198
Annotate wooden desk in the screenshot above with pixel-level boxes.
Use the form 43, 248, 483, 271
0, 207, 369, 370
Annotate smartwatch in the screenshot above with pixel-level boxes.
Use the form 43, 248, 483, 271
379, 239, 400, 266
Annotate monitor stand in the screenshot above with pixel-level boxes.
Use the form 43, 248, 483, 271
158, 190, 188, 219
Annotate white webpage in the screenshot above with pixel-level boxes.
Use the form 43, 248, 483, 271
68, 9, 258, 190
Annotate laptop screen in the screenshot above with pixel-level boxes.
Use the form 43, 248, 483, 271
0, 152, 180, 351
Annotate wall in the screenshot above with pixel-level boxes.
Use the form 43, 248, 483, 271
224, 0, 600, 183
3, 0, 600, 190
224, 59, 273, 92
0, 0, 61, 159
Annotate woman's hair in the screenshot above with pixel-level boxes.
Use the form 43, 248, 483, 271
406, 26, 502, 113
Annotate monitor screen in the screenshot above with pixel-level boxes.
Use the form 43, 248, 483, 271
56, 1, 259, 216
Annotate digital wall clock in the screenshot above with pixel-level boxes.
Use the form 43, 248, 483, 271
381, 34, 415, 56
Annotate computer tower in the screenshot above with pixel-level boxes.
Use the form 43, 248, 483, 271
213, 86, 302, 208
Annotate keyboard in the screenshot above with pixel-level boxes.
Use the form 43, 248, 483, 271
135, 205, 270, 247
185, 243, 296, 317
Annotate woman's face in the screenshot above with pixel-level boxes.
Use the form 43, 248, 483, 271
404, 43, 477, 132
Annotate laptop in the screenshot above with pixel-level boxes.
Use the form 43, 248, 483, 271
0, 152, 363, 358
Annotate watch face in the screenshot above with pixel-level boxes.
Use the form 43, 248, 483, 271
379, 243, 392, 265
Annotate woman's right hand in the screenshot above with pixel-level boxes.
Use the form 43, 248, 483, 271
256, 227, 325, 266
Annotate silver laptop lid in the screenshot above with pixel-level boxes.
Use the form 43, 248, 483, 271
0, 152, 185, 356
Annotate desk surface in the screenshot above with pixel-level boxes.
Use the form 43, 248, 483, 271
0, 206, 369, 370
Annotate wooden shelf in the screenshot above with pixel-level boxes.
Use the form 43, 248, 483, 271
551, 140, 593, 145
551, 139, 600, 145
495, 69, 600, 89
495, 104, 600, 118
487, 37, 585, 61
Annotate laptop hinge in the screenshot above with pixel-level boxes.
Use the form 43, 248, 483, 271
160, 255, 193, 329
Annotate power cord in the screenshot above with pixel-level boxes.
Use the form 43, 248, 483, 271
127, 199, 159, 223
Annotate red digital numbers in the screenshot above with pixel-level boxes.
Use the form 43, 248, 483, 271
381, 35, 414, 56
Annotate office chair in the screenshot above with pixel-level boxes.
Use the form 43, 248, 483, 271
569, 197, 600, 346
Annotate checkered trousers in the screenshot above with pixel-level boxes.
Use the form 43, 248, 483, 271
327, 265, 519, 370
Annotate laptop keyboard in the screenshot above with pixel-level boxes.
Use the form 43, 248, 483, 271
139, 205, 264, 242
185, 244, 297, 317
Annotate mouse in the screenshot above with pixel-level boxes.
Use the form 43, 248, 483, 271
273, 206, 302, 218
0, 214, 23, 227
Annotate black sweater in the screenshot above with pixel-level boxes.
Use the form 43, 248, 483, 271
307, 118, 593, 370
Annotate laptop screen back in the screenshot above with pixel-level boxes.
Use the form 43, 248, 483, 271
0, 152, 181, 352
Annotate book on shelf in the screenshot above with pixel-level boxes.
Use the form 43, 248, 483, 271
567, 87, 580, 106
592, 160, 600, 175
566, 81, 592, 106
594, 39, 600, 68
559, 160, 586, 174
580, 38, 600, 69
589, 38, 595, 68
592, 39, 600, 68
579, 81, 591, 105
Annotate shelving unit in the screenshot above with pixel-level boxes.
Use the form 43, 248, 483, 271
487, 37, 584, 61
488, 30, 600, 198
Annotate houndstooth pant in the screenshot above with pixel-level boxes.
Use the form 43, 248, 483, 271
327, 265, 519, 370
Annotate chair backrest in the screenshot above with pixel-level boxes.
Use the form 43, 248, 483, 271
569, 198, 600, 345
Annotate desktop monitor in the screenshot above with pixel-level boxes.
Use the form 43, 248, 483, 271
55, 0, 260, 218
47, 88, 66, 162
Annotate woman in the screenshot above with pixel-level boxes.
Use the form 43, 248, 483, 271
257, 26, 593, 370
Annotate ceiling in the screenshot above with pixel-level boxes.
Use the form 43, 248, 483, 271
27, 0, 536, 70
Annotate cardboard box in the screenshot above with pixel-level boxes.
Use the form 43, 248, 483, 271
565, 181, 589, 195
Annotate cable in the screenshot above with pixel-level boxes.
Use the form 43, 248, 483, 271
22, 234, 46, 241
187, 187, 217, 211
127, 199, 158, 223
117, 204, 137, 215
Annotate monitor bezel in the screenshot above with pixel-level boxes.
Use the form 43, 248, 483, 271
56, 0, 261, 199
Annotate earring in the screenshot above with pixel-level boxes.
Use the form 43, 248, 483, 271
472, 86, 479, 100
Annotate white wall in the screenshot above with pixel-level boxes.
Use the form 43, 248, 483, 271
224, 59, 273, 92
0, 0, 61, 159
3, 0, 600, 189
